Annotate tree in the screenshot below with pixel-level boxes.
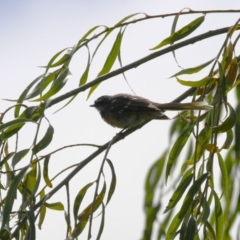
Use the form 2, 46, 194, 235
0, 9, 240, 240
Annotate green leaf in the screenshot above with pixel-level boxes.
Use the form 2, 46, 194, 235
170, 58, 214, 78
88, 29, 124, 98
212, 190, 224, 240
0, 152, 14, 168
25, 71, 58, 100
77, 25, 104, 47
212, 103, 236, 133
38, 190, 46, 230
79, 46, 90, 86
204, 221, 217, 240
145, 151, 167, 206
166, 124, 193, 182
0, 119, 35, 132
151, 15, 205, 50
73, 182, 94, 222
41, 48, 69, 69
96, 203, 105, 240
32, 68, 71, 101
45, 202, 64, 211
14, 74, 44, 117
166, 211, 182, 240
221, 129, 233, 149
25, 210, 36, 240
72, 182, 106, 238
1, 166, 29, 230
114, 13, 145, 26
185, 217, 197, 240
11, 149, 29, 169
164, 171, 193, 213
32, 124, 54, 154
178, 173, 209, 219
43, 155, 52, 188
216, 152, 229, 198
177, 76, 216, 87
106, 159, 116, 204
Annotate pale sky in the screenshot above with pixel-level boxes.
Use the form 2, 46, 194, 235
1, 1, 240, 240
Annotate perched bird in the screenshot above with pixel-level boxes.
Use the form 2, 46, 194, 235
90, 93, 212, 128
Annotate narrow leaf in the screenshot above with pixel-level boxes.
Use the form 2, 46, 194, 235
151, 15, 205, 50
170, 58, 214, 77
45, 202, 64, 211
88, 29, 124, 98
178, 173, 209, 219
216, 152, 229, 198
43, 155, 52, 188
12, 149, 29, 169
106, 159, 116, 204
73, 182, 95, 222
1, 166, 29, 230
212, 103, 236, 133
212, 190, 224, 240
32, 124, 54, 154
166, 124, 193, 182
164, 172, 193, 213
177, 76, 216, 87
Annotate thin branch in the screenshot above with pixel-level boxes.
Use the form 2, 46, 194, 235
48, 25, 237, 108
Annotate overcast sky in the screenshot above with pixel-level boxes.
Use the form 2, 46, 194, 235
1, 1, 240, 240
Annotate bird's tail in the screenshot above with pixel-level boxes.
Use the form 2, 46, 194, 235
155, 102, 213, 111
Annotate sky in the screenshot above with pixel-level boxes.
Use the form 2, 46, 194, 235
1, 1, 240, 240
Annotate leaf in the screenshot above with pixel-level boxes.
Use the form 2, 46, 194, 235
0, 152, 14, 168
77, 25, 105, 47
73, 182, 95, 222
14, 74, 44, 117
114, 13, 145, 26
216, 152, 229, 198
166, 173, 207, 240
0, 119, 35, 132
166, 124, 193, 182
88, 29, 124, 98
145, 151, 167, 206
1, 166, 29, 230
32, 68, 71, 101
221, 129, 233, 149
96, 203, 105, 240
32, 124, 54, 154
178, 173, 209, 219
43, 155, 52, 188
72, 182, 106, 238
106, 159, 116, 204
25, 210, 36, 240
38, 190, 46, 229
212, 103, 236, 133
79, 46, 90, 86
212, 190, 224, 240
164, 171, 193, 213
41, 48, 69, 69
45, 202, 64, 211
11, 149, 29, 169
177, 76, 216, 87
170, 58, 215, 77
185, 217, 197, 240
204, 221, 217, 240
151, 15, 205, 50
25, 71, 58, 100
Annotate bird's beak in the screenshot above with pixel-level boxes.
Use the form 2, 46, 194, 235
90, 104, 95, 107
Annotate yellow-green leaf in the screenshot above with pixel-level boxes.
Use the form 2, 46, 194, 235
151, 15, 205, 50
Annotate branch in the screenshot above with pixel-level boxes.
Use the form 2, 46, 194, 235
48, 25, 238, 108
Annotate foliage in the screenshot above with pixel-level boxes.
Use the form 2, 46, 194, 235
0, 9, 240, 240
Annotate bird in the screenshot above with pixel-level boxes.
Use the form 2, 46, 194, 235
90, 93, 212, 129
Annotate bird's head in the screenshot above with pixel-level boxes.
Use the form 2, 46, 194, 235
90, 95, 111, 112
